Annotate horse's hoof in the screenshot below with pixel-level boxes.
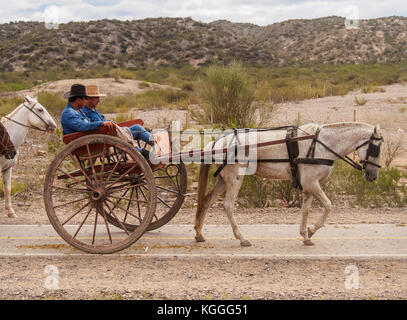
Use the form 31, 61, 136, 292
307, 227, 315, 239
240, 240, 252, 247
303, 240, 315, 246
195, 235, 206, 243
7, 213, 17, 218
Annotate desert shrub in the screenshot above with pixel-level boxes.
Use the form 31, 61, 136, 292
239, 176, 297, 208
47, 128, 65, 155
138, 81, 150, 89
0, 96, 25, 115
362, 85, 386, 93
0, 180, 32, 197
382, 135, 404, 168
198, 61, 255, 127
323, 161, 407, 208
98, 95, 137, 114
354, 96, 367, 106
37, 91, 66, 115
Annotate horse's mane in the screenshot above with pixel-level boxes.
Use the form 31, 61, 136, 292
320, 122, 374, 130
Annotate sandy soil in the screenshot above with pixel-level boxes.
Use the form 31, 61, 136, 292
1, 257, 406, 300
1, 83, 407, 300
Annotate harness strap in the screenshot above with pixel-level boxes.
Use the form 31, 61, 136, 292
295, 158, 334, 166
213, 129, 238, 178
306, 126, 321, 159
314, 139, 363, 171
285, 127, 302, 190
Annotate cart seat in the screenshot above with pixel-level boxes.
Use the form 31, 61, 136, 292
62, 119, 144, 145
62, 119, 144, 158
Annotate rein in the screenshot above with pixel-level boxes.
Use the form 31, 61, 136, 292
0, 102, 50, 132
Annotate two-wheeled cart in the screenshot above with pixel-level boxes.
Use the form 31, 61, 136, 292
43, 121, 314, 253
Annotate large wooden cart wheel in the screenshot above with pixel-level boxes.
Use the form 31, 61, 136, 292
105, 162, 187, 232
44, 135, 156, 254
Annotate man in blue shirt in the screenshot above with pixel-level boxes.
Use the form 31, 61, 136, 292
60, 84, 115, 135
82, 85, 153, 145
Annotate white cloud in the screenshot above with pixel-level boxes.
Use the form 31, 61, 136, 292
0, 0, 405, 25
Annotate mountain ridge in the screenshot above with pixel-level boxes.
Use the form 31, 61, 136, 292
0, 15, 406, 72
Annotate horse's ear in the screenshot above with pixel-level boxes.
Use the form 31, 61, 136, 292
24, 95, 33, 103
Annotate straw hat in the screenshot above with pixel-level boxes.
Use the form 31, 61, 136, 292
86, 85, 107, 97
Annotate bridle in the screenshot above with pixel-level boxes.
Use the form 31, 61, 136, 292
1, 102, 52, 132
355, 133, 384, 169
304, 127, 383, 172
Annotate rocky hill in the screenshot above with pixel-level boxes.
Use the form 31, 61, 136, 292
0, 16, 406, 72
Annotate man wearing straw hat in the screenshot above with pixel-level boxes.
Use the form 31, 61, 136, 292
83, 85, 154, 146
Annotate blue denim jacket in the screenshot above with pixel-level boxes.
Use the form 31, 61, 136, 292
81, 106, 106, 122
60, 103, 104, 135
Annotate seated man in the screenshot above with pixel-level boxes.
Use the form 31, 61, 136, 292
61, 84, 115, 135
82, 85, 154, 146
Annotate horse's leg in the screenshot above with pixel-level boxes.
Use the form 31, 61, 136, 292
222, 166, 250, 247
307, 182, 332, 241
194, 176, 226, 242
300, 191, 314, 246
3, 167, 16, 218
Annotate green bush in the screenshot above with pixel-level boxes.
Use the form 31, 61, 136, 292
198, 61, 255, 127
37, 91, 66, 115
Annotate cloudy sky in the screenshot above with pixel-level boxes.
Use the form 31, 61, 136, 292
0, 0, 406, 26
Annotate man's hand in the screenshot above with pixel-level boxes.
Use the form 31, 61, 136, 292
103, 121, 116, 130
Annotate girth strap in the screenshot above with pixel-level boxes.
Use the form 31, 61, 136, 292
285, 127, 302, 190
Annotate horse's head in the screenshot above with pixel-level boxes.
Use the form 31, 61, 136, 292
356, 124, 383, 182
24, 95, 57, 133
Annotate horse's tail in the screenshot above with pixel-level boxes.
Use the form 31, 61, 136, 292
196, 163, 211, 215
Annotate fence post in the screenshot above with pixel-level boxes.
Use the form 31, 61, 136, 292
185, 111, 189, 130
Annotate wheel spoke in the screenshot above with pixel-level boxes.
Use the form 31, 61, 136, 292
103, 201, 130, 235
86, 144, 98, 183
92, 204, 99, 245
73, 206, 93, 238
156, 194, 172, 209
109, 195, 147, 203
106, 150, 125, 182
125, 187, 134, 224
99, 204, 113, 244
99, 143, 107, 180
70, 154, 94, 186
108, 182, 147, 193
156, 185, 180, 195
105, 198, 142, 223
53, 196, 90, 209
106, 163, 139, 189
51, 185, 91, 193
62, 200, 92, 225
56, 168, 90, 188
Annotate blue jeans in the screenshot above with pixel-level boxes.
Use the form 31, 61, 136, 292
127, 124, 153, 146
